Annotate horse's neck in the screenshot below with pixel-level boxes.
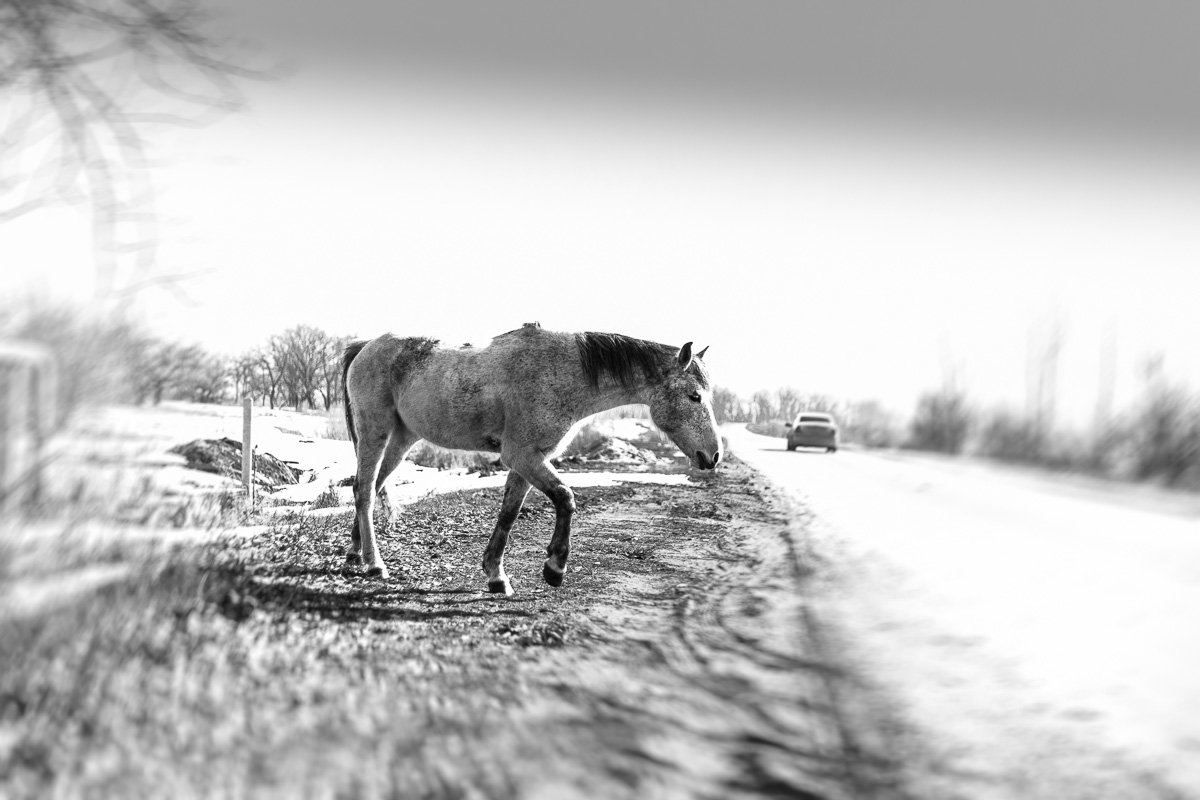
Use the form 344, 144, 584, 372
579, 380, 654, 419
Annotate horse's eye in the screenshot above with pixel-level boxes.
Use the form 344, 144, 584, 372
688, 392, 702, 403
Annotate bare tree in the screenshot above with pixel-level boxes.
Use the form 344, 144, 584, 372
230, 351, 258, 402
318, 333, 352, 410
255, 343, 284, 409
749, 390, 777, 424
271, 325, 327, 410
183, 351, 228, 403
710, 386, 746, 423
131, 339, 213, 404
1025, 313, 1066, 457
775, 387, 802, 424
2, 0, 268, 298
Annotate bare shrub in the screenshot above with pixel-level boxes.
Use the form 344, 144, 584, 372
840, 400, 900, 448
560, 423, 611, 458
310, 483, 342, 510
407, 441, 496, 472
906, 389, 973, 455
975, 410, 1042, 463
1127, 381, 1200, 487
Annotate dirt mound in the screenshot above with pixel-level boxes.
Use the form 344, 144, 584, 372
169, 438, 301, 489
556, 436, 662, 470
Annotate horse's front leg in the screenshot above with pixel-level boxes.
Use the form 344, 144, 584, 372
482, 470, 532, 595
345, 517, 363, 566
345, 485, 396, 567
505, 453, 576, 588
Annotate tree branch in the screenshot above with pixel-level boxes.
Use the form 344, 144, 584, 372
1, 0, 271, 301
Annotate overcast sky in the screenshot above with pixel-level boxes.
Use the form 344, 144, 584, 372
5, 0, 1199, 423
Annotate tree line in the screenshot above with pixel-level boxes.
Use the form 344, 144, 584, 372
7, 303, 1196, 489
903, 358, 1200, 489
131, 325, 353, 410
717, 358, 1200, 490
1, 305, 352, 413
709, 387, 900, 449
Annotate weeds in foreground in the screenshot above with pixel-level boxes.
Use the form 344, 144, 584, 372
309, 482, 342, 510
0, 485, 582, 799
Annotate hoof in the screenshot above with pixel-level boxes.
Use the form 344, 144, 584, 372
542, 562, 564, 587
365, 565, 390, 580
344, 553, 363, 566
487, 578, 514, 596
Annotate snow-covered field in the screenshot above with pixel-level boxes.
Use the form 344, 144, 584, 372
47, 401, 691, 512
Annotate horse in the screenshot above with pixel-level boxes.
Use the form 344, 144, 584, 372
340, 322, 723, 596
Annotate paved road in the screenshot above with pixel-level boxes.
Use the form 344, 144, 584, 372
725, 424, 1200, 800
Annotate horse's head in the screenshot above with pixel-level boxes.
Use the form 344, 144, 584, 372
648, 342, 723, 471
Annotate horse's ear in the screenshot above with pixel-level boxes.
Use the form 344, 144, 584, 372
677, 342, 694, 371
696, 345, 709, 360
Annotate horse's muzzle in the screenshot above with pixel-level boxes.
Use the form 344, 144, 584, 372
695, 450, 721, 470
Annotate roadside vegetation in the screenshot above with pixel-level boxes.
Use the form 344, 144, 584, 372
715, 367, 1200, 491
6, 300, 1199, 493
1, 301, 351, 416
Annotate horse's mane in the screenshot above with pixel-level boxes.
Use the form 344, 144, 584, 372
574, 332, 669, 390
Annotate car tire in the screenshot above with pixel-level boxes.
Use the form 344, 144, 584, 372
827, 446, 837, 453
786, 443, 796, 451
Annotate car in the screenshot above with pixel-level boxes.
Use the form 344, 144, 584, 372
785, 412, 839, 452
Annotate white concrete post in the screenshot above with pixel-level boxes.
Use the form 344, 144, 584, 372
242, 396, 254, 505
0, 342, 54, 515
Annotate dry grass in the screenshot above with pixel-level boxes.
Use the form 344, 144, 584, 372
322, 404, 350, 441
309, 482, 342, 510
0, 482, 654, 798
0, 494, 512, 798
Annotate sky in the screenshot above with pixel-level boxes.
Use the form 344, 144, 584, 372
3, 0, 1199, 425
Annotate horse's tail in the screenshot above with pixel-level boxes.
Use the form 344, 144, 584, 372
341, 339, 369, 447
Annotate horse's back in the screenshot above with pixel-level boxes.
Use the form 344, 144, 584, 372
347, 334, 498, 450
347, 328, 581, 452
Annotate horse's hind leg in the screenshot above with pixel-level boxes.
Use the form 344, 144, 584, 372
346, 426, 416, 565
482, 470, 532, 596
351, 425, 392, 579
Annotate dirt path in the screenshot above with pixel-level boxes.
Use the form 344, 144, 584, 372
481, 462, 905, 800
0, 456, 909, 799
